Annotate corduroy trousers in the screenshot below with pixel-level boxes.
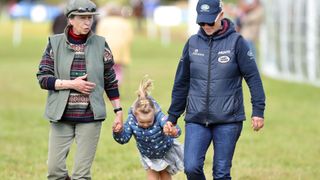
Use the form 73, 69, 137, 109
47, 121, 102, 180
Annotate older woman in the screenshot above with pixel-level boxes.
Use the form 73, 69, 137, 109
36, 0, 123, 179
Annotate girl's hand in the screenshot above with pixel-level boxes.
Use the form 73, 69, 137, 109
163, 121, 178, 137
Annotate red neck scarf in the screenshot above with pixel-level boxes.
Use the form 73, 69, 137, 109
68, 27, 88, 41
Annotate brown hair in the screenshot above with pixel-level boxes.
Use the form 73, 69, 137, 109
133, 76, 155, 114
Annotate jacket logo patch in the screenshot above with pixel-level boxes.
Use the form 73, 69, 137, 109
247, 50, 255, 60
218, 50, 231, 55
218, 56, 230, 63
192, 49, 205, 56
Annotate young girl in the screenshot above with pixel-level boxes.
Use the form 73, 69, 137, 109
113, 77, 184, 180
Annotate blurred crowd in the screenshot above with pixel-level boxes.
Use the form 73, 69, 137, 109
1, 0, 264, 83
224, 0, 264, 56
49, 0, 264, 83
50, 0, 162, 85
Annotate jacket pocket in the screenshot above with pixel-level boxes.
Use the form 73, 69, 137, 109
221, 95, 234, 114
185, 96, 190, 113
46, 91, 59, 118
233, 88, 243, 115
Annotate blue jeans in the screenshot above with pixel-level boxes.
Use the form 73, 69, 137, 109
184, 122, 243, 180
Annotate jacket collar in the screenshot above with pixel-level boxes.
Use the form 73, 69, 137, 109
197, 18, 236, 41
63, 25, 95, 50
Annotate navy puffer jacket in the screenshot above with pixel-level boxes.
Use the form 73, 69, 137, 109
168, 18, 265, 125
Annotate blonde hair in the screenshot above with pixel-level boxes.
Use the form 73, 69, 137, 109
133, 76, 155, 114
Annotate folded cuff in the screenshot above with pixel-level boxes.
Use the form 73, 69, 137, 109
47, 77, 57, 90
167, 114, 178, 125
252, 109, 264, 118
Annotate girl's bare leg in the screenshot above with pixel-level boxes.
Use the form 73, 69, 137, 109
159, 170, 171, 180
147, 169, 160, 180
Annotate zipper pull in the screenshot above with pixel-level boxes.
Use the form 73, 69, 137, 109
209, 37, 214, 47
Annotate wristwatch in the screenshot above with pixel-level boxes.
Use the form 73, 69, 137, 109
113, 107, 123, 113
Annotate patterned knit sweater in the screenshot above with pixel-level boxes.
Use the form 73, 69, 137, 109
37, 27, 119, 122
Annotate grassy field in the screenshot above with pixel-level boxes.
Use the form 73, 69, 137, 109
0, 20, 319, 180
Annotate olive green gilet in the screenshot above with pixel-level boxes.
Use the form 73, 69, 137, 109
45, 33, 106, 122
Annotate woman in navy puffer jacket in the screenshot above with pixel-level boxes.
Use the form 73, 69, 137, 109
166, 0, 266, 179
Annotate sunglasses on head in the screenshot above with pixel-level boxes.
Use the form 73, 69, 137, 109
69, 7, 96, 15
198, 22, 215, 26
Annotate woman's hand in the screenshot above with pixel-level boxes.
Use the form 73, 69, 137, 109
112, 111, 123, 133
72, 74, 96, 94
251, 116, 264, 131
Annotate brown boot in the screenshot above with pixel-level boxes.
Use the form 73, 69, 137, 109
65, 175, 71, 180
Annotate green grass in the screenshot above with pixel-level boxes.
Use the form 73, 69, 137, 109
0, 20, 319, 180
